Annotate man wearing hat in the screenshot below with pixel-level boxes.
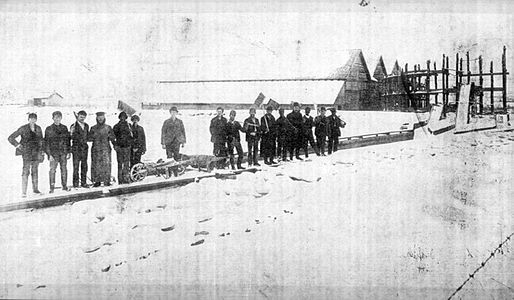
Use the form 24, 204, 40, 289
113, 111, 133, 184
88, 112, 116, 187
327, 108, 346, 154
44, 111, 71, 193
243, 107, 261, 166
302, 106, 320, 157
70, 110, 90, 188
130, 115, 146, 166
260, 106, 277, 165
225, 110, 245, 170
286, 102, 304, 160
161, 106, 186, 161
209, 107, 228, 166
8, 113, 44, 197
314, 107, 329, 156
275, 108, 295, 162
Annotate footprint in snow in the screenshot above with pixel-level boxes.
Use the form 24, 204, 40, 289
245, 228, 251, 233
161, 225, 175, 232
283, 210, 293, 214
191, 239, 205, 246
34, 285, 46, 290
219, 232, 231, 237
101, 265, 111, 272
198, 217, 212, 223
194, 231, 209, 236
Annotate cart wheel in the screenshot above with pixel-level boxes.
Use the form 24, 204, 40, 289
130, 163, 147, 182
175, 165, 186, 176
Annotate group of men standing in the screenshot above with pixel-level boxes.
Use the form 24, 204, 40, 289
208, 102, 346, 169
8, 111, 146, 197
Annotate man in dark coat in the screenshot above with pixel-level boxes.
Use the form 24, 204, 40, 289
70, 110, 89, 188
287, 102, 304, 160
314, 107, 329, 156
130, 115, 146, 166
243, 107, 261, 167
88, 112, 116, 187
327, 108, 346, 154
226, 110, 245, 170
302, 106, 320, 158
113, 111, 133, 184
275, 108, 295, 162
209, 107, 228, 158
161, 106, 186, 160
260, 106, 277, 164
45, 111, 71, 193
8, 113, 44, 197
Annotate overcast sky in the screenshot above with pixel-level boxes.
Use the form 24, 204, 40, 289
0, 0, 512, 103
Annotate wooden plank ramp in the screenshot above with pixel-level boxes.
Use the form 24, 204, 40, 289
0, 129, 414, 213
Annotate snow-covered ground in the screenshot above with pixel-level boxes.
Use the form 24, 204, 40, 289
0, 123, 513, 299
0, 106, 418, 205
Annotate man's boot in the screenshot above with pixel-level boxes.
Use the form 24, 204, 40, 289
264, 157, 270, 165
237, 157, 245, 170
31, 173, 41, 194
270, 157, 277, 164
229, 156, 236, 170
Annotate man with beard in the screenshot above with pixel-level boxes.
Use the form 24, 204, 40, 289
70, 110, 89, 188
8, 113, 44, 197
209, 107, 228, 168
130, 115, 146, 166
161, 106, 186, 161
327, 108, 346, 155
44, 111, 71, 193
243, 107, 261, 167
88, 112, 116, 187
314, 106, 329, 156
286, 102, 304, 160
225, 110, 245, 170
302, 106, 320, 158
260, 106, 277, 165
113, 111, 133, 184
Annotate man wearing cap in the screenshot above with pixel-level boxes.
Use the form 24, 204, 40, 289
260, 106, 277, 164
45, 111, 71, 193
302, 107, 320, 158
314, 107, 329, 156
113, 111, 133, 184
209, 107, 228, 165
130, 115, 146, 166
161, 106, 186, 161
286, 102, 304, 160
70, 110, 89, 188
8, 113, 44, 197
327, 108, 346, 154
225, 110, 245, 170
243, 107, 261, 167
88, 112, 116, 187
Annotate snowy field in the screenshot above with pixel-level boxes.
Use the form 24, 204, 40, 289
0, 121, 513, 298
0, 105, 418, 205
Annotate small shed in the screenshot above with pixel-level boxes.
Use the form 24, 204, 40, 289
28, 92, 64, 107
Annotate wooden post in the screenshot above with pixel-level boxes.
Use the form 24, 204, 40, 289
502, 45, 507, 110
446, 56, 450, 105
456, 53, 460, 88
460, 57, 463, 86
434, 61, 438, 104
426, 60, 431, 108
442, 54, 446, 106
466, 51, 470, 84
490, 61, 494, 113
479, 55, 483, 113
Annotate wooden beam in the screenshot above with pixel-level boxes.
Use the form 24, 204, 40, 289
503, 45, 507, 110
479, 55, 484, 113
157, 78, 347, 84
491, 61, 494, 113
467, 51, 471, 84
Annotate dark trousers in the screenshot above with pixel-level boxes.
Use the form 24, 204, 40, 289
293, 131, 303, 158
227, 140, 244, 168
72, 148, 88, 187
316, 135, 326, 155
303, 131, 319, 157
247, 138, 259, 165
22, 157, 39, 194
260, 134, 276, 161
277, 136, 288, 159
166, 142, 181, 160
116, 147, 131, 184
327, 135, 339, 154
49, 153, 68, 189
131, 149, 143, 166
213, 141, 227, 157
